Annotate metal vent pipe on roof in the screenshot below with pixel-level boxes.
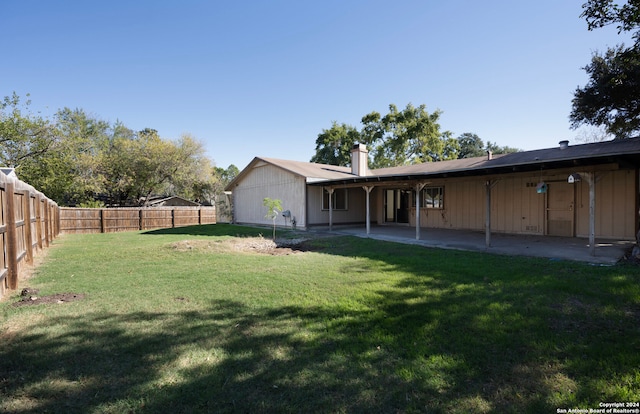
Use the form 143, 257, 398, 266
487, 150, 492, 161
559, 140, 569, 150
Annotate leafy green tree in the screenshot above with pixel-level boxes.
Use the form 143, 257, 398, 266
1, 94, 219, 207
55, 107, 112, 205
457, 132, 485, 158
219, 164, 239, 182
167, 134, 216, 201
100, 129, 212, 206
263, 197, 282, 240
310, 122, 360, 166
124, 130, 196, 205
571, 0, 640, 138
485, 141, 520, 155
361, 103, 448, 168
456, 133, 520, 158
441, 132, 460, 161
211, 164, 239, 220
0, 92, 58, 170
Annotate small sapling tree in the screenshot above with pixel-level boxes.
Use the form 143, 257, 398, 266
263, 197, 282, 240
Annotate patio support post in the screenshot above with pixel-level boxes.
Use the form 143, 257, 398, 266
586, 172, 596, 256
363, 186, 374, 235
326, 187, 334, 232
415, 183, 427, 240
485, 179, 497, 248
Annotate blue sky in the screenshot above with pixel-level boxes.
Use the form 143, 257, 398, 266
1, 1, 633, 170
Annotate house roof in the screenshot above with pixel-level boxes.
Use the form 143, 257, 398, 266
0, 167, 17, 178
144, 195, 201, 206
227, 139, 640, 189
317, 138, 640, 186
225, 156, 356, 190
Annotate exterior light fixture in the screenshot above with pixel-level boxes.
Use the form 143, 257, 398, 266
568, 173, 581, 183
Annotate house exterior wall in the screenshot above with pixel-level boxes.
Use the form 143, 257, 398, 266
491, 175, 547, 234
407, 178, 489, 230
575, 169, 637, 239
231, 163, 307, 227
232, 159, 637, 240
395, 168, 638, 240
306, 186, 369, 226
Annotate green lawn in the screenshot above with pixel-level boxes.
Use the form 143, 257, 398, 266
1, 224, 639, 413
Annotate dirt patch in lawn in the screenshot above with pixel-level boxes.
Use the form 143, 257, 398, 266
170, 236, 315, 256
12, 288, 86, 307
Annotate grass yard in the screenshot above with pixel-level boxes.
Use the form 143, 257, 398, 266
1, 224, 639, 413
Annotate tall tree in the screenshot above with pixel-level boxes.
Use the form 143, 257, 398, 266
361, 103, 448, 168
310, 122, 360, 166
55, 107, 112, 205
212, 164, 239, 218
571, 0, 640, 139
457, 132, 486, 158
485, 141, 520, 155
167, 134, 217, 203
125, 129, 187, 205
435, 131, 460, 161
0, 92, 58, 169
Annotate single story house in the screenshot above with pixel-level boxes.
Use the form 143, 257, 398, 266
225, 139, 640, 254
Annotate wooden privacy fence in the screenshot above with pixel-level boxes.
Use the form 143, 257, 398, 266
60, 206, 216, 233
0, 171, 60, 297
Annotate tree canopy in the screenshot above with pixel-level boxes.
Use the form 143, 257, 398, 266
1, 92, 224, 207
311, 104, 520, 167
310, 122, 360, 166
0, 93, 58, 169
570, 0, 640, 139
361, 104, 455, 168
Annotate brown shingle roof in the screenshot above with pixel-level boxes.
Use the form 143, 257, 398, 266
224, 156, 356, 191
227, 139, 640, 190
258, 157, 354, 181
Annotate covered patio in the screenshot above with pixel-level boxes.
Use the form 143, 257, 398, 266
309, 224, 635, 265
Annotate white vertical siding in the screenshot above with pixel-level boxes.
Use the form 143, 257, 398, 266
232, 163, 307, 227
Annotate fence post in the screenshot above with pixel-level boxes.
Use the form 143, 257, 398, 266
139, 209, 144, 231
35, 195, 43, 250
198, 207, 202, 225
48, 203, 52, 243
50, 203, 56, 242
5, 180, 18, 290
44, 200, 50, 247
171, 208, 175, 228
100, 209, 106, 233
22, 189, 34, 264
54, 205, 60, 237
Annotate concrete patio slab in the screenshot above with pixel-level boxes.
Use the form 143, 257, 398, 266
309, 225, 635, 265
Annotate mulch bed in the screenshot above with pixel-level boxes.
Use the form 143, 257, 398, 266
12, 288, 85, 307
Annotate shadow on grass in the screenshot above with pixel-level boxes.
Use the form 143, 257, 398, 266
2, 230, 640, 413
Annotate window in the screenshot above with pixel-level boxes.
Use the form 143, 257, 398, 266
415, 186, 443, 209
322, 188, 348, 210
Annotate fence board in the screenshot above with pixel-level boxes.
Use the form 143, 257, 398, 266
60, 206, 216, 233
0, 172, 58, 297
